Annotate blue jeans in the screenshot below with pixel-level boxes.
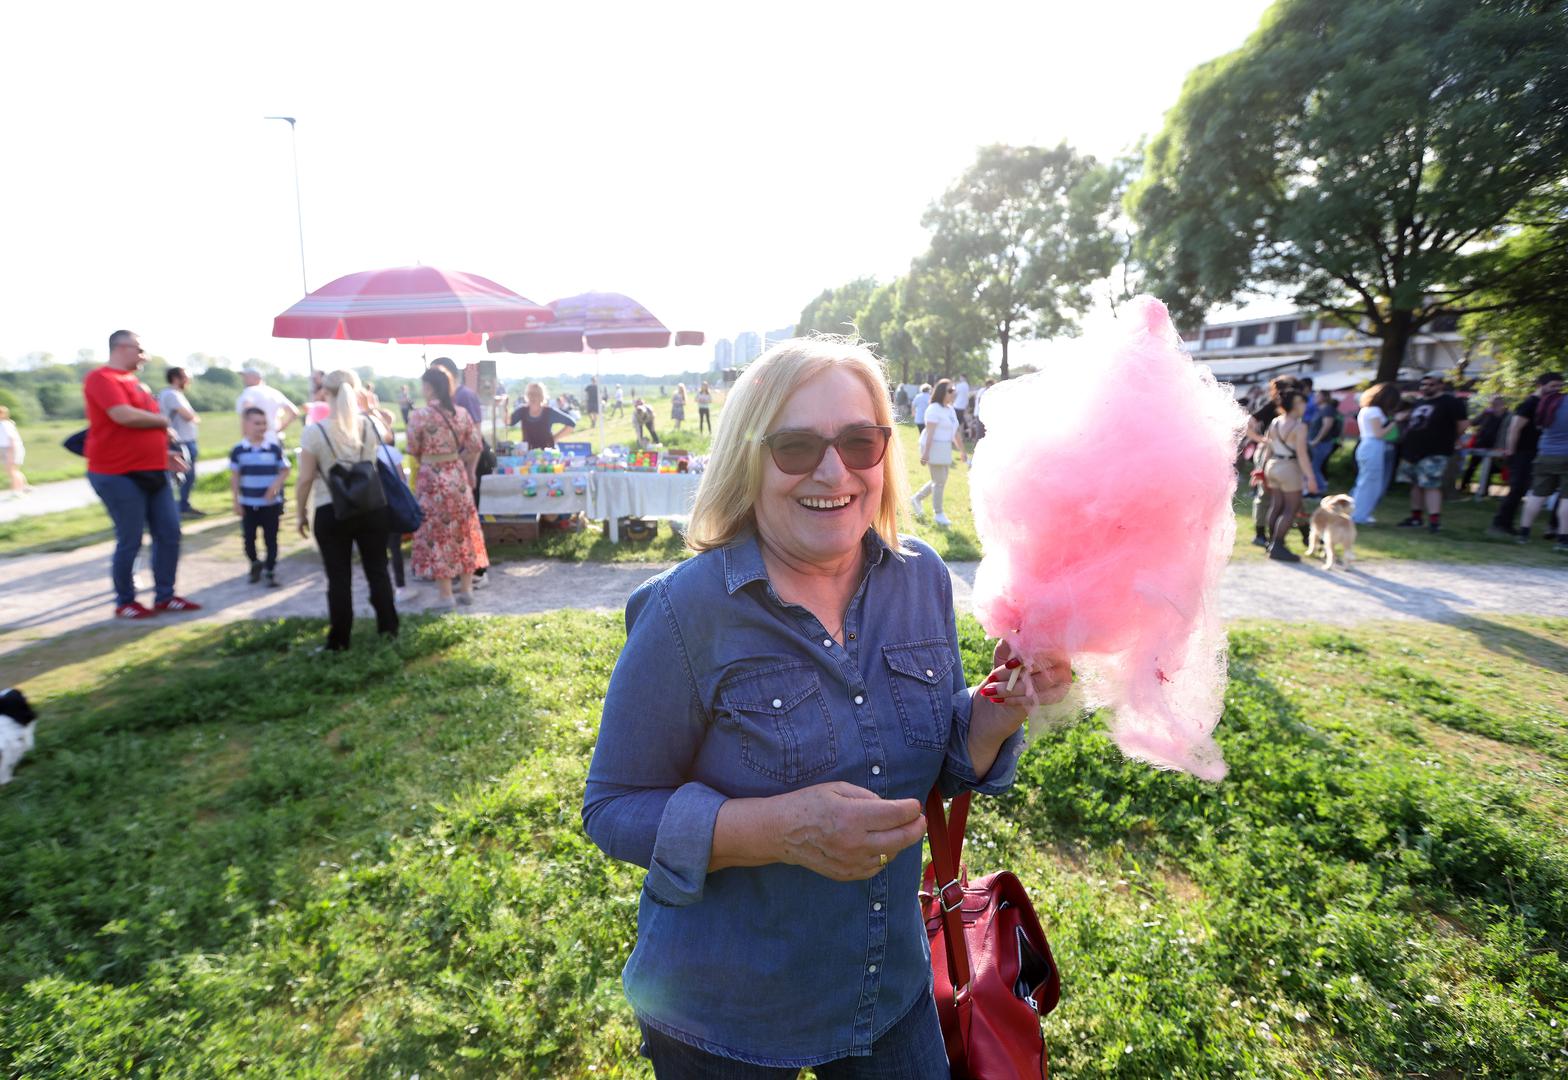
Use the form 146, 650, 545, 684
177, 440, 198, 509
1309, 440, 1335, 493
1351, 439, 1387, 524
638, 993, 948, 1079
88, 471, 182, 606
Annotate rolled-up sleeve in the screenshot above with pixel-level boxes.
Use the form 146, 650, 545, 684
582, 579, 722, 906
935, 559, 1024, 798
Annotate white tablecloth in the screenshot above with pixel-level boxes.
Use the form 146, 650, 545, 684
591, 472, 702, 540
476, 471, 701, 540
477, 474, 591, 518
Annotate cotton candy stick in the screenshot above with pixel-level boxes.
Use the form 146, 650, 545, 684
968, 296, 1248, 782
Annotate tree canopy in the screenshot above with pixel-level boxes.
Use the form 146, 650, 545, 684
1131, 0, 1568, 383
1463, 215, 1568, 393
922, 143, 1118, 379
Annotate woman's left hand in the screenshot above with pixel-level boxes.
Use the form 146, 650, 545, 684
971, 640, 1072, 737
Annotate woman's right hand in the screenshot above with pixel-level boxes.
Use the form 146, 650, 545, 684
297, 516, 310, 538
772, 782, 925, 882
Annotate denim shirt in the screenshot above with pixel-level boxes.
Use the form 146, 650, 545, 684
582, 530, 1024, 1067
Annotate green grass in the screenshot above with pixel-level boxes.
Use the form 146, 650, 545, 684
2, 613, 1566, 1076
13, 413, 244, 485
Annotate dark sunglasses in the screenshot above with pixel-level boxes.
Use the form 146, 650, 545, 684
760, 424, 893, 475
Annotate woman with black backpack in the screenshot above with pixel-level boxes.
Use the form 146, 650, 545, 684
295, 369, 399, 651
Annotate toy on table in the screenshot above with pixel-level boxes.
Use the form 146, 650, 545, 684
523, 478, 538, 498
632, 450, 660, 472
969, 296, 1248, 782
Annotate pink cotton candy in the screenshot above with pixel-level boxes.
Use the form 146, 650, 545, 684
970, 296, 1248, 782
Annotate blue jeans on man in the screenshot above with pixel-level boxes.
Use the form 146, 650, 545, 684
177, 440, 198, 510
1309, 440, 1335, 494
88, 471, 182, 606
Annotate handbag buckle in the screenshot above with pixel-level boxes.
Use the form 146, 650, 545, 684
938, 879, 965, 913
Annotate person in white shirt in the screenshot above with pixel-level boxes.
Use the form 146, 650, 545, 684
911, 378, 968, 526
159, 367, 202, 515
0, 406, 26, 496
953, 375, 971, 427
912, 382, 933, 428
235, 367, 300, 444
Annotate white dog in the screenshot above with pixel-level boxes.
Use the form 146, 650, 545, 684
1305, 494, 1358, 571
1, 687, 37, 785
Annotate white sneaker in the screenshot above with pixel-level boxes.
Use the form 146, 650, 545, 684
395, 586, 420, 603
471, 572, 488, 590
934, 513, 952, 527
910, 497, 926, 520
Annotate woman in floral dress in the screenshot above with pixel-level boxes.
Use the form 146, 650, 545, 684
407, 367, 488, 610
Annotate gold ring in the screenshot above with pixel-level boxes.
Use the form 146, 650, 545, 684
879, 852, 888, 868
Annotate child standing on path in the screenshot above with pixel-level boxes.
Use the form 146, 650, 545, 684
230, 407, 290, 587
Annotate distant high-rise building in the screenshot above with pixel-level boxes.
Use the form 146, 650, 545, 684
765, 324, 796, 349
712, 338, 734, 372
735, 331, 763, 365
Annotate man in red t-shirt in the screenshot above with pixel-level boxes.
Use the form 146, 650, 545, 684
83, 330, 203, 619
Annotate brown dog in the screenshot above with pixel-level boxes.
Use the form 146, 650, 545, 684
1305, 494, 1357, 570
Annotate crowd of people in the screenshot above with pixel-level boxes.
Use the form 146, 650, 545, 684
1243, 369, 1568, 561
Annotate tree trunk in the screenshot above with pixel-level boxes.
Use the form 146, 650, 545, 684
1375, 309, 1415, 384
999, 327, 1011, 381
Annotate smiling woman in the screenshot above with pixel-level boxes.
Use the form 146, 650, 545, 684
581, 336, 1072, 1074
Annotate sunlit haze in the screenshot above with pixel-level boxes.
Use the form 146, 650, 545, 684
2, 0, 1273, 378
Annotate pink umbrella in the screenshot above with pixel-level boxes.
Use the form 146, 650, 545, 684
272, 266, 555, 342
486, 292, 704, 354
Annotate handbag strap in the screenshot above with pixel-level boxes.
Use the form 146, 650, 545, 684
314, 417, 374, 465
925, 787, 973, 994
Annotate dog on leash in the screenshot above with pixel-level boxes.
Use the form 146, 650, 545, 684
1305, 494, 1358, 570
1, 687, 37, 785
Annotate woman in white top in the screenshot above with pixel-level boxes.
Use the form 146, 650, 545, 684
1351, 382, 1400, 524
696, 381, 714, 435
1261, 390, 1318, 562
0, 406, 26, 495
911, 378, 967, 526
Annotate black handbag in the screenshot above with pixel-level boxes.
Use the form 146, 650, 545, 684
315, 420, 386, 520
63, 428, 88, 457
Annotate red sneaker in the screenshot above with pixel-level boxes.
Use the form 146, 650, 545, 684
153, 596, 203, 613
115, 601, 155, 619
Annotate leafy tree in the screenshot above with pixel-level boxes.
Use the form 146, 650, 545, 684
797, 277, 879, 338
0, 385, 42, 424
1131, 0, 1568, 384
897, 267, 990, 385
920, 143, 1119, 379
36, 381, 84, 420
1464, 217, 1568, 394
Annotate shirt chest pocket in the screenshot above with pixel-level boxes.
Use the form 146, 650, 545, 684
883, 640, 956, 751
716, 665, 837, 785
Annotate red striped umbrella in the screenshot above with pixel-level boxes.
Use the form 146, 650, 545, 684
272, 266, 554, 342
485, 292, 703, 353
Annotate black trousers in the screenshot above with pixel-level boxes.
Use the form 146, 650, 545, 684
242, 504, 282, 571
313, 503, 399, 650
1492, 454, 1534, 531
698, 406, 711, 434
387, 530, 406, 588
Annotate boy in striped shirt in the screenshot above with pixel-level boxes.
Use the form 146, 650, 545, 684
230, 407, 290, 587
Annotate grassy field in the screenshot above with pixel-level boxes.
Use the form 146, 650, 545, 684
2, 612, 1566, 1076
13, 413, 245, 485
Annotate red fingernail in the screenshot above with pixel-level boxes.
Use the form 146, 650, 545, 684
1005, 659, 1021, 669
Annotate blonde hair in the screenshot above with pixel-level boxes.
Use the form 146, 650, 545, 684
525, 381, 546, 404
0, 406, 9, 421
686, 336, 907, 553
322, 369, 365, 452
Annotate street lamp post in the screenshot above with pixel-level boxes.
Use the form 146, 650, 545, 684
265, 115, 314, 376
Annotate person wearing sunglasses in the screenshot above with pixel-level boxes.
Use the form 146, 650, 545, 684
911, 377, 968, 526
583, 337, 1072, 1075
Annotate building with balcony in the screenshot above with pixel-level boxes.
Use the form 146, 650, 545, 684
1180, 309, 1471, 395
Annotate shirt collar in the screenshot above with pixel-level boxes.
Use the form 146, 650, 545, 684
722, 528, 892, 595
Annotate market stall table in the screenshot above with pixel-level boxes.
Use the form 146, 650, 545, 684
591, 471, 703, 542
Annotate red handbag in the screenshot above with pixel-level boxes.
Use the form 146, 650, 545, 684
921, 789, 1060, 1079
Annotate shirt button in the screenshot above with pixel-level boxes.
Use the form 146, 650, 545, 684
823, 638, 833, 648
854, 695, 864, 705
871, 765, 882, 775
771, 698, 782, 708
868, 965, 877, 974
925, 668, 935, 677
873, 902, 882, 911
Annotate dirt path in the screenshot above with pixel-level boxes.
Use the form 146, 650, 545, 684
4, 523, 1566, 665
0, 460, 229, 524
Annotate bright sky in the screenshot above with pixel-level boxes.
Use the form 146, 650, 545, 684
1, 0, 1273, 378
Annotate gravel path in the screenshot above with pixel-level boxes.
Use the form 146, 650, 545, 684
4, 526, 1565, 660
0, 460, 229, 523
